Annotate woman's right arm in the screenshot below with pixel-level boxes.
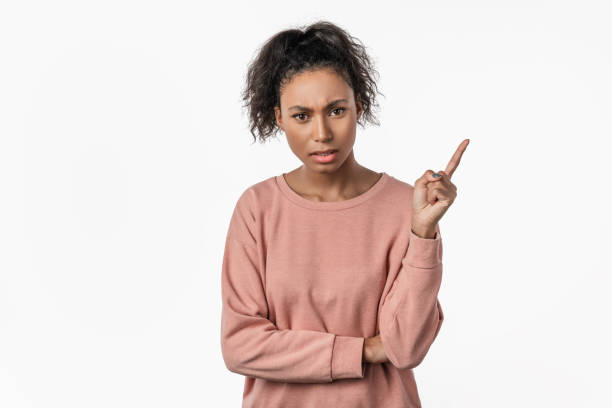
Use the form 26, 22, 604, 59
220, 193, 366, 384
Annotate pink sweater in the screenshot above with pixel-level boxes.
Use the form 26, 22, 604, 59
220, 172, 444, 408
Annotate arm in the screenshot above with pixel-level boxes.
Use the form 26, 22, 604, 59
378, 224, 444, 370
220, 195, 366, 383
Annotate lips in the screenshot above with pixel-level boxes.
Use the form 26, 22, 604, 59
310, 149, 337, 163
310, 149, 338, 155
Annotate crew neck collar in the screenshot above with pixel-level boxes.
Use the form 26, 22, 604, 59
275, 171, 390, 211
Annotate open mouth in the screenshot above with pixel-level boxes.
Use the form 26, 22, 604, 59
310, 149, 338, 156
310, 149, 338, 163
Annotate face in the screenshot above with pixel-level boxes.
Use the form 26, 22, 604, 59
274, 68, 363, 174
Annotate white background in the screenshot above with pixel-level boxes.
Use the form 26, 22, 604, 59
1, 1, 611, 407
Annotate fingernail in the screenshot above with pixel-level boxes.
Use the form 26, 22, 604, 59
432, 173, 441, 178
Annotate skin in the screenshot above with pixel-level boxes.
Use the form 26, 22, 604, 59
273, 67, 470, 365
274, 68, 382, 203
410, 139, 470, 239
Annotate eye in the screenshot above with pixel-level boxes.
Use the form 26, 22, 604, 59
291, 107, 346, 122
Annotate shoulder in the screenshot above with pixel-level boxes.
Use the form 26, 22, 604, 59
226, 176, 277, 241
385, 173, 414, 190
233, 175, 278, 212
229, 174, 280, 230
382, 173, 416, 201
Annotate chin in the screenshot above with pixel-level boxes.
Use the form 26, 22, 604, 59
304, 162, 344, 174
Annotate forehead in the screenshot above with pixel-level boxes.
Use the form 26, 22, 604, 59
280, 69, 352, 107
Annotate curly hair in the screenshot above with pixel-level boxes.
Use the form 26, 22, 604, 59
241, 20, 384, 144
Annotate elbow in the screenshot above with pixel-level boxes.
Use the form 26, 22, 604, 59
221, 334, 258, 377
387, 311, 444, 371
383, 338, 430, 370
221, 338, 243, 375
221, 348, 235, 373
222, 349, 248, 376
222, 353, 238, 374
393, 351, 427, 370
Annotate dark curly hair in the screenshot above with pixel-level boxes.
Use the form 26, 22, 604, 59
241, 20, 384, 144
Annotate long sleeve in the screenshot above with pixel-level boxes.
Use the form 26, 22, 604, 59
220, 194, 366, 383
378, 224, 444, 370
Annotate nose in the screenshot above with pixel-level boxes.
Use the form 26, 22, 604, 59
313, 115, 332, 142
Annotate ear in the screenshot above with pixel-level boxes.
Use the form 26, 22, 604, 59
274, 106, 283, 130
355, 93, 363, 121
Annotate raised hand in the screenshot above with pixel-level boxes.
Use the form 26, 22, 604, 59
411, 139, 470, 238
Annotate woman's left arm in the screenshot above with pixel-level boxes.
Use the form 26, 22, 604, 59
377, 225, 444, 370
378, 139, 468, 370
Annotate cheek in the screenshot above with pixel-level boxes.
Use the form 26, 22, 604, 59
336, 119, 356, 140
285, 134, 310, 157
337, 125, 357, 148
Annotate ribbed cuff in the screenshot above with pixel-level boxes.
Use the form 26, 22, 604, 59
404, 229, 442, 269
331, 335, 366, 380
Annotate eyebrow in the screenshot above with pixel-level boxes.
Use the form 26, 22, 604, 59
288, 99, 348, 111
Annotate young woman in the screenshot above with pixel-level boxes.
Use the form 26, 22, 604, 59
220, 20, 469, 407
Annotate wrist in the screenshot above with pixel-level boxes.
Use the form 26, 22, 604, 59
411, 226, 437, 239
362, 338, 371, 362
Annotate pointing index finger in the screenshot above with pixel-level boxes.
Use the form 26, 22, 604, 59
444, 139, 470, 178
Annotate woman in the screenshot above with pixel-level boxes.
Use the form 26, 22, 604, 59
220, 20, 469, 407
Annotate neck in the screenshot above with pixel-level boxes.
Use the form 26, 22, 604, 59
292, 150, 368, 200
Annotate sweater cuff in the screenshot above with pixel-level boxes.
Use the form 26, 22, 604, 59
403, 229, 442, 269
331, 335, 366, 380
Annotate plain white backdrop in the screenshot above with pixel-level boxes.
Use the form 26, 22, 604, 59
1, 0, 611, 406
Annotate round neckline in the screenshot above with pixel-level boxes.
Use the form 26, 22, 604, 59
275, 171, 390, 211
